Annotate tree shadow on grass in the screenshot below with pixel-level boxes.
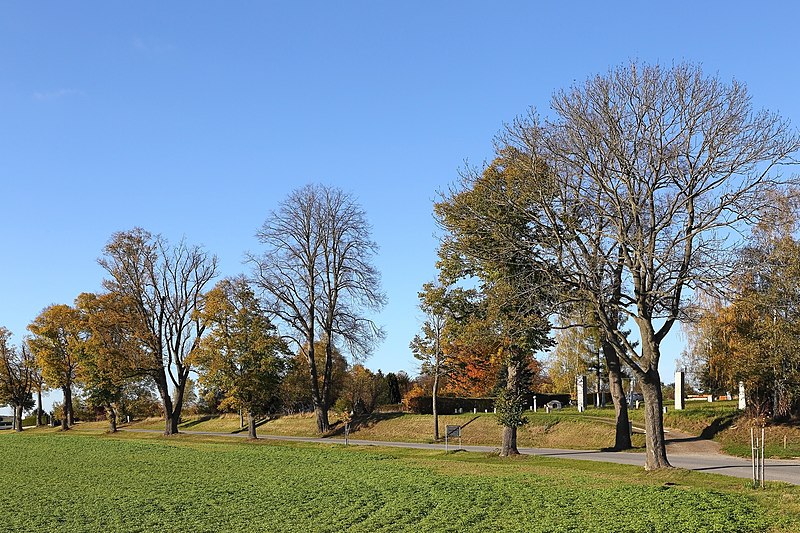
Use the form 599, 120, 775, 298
698, 411, 740, 440
325, 412, 405, 437
229, 417, 276, 434
179, 416, 213, 429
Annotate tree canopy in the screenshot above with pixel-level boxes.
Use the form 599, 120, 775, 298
194, 277, 288, 438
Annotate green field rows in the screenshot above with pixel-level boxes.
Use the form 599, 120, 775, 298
2, 432, 798, 532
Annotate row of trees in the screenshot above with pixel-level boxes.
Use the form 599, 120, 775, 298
414, 61, 799, 468
1, 184, 387, 438
681, 194, 800, 419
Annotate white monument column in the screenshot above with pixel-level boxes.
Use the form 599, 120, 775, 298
738, 381, 746, 410
674, 370, 685, 410
577, 375, 587, 413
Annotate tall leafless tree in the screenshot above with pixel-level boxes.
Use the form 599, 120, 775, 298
503, 61, 800, 469
0, 328, 35, 432
252, 184, 385, 433
99, 228, 217, 436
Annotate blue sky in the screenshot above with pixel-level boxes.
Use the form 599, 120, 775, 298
2, 2, 799, 414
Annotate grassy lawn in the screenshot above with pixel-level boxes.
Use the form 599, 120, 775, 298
2, 430, 799, 532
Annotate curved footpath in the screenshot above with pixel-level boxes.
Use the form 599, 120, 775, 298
122, 428, 800, 485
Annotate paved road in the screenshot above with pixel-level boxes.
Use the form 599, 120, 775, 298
122, 429, 800, 485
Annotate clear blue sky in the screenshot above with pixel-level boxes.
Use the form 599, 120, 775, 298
2, 2, 799, 414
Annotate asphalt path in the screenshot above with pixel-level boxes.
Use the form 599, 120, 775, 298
122, 429, 800, 485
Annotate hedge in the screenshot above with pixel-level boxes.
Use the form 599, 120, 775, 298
406, 393, 571, 414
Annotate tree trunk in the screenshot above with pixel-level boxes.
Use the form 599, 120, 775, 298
314, 404, 330, 433
641, 369, 671, 470
153, 372, 177, 436
108, 404, 117, 433
14, 404, 23, 432
500, 426, 519, 456
36, 388, 43, 427
247, 410, 257, 439
603, 340, 632, 450
167, 383, 184, 436
306, 334, 329, 434
432, 367, 440, 441
500, 360, 520, 457
66, 383, 74, 426
62, 385, 72, 430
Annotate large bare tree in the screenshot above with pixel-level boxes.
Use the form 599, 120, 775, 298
0, 328, 35, 432
502, 61, 800, 469
252, 184, 385, 433
99, 228, 217, 436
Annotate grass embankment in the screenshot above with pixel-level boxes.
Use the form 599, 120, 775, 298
2, 431, 798, 532
129, 411, 647, 451
124, 401, 800, 459
542, 401, 800, 459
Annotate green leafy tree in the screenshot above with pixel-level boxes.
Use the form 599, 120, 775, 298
435, 157, 554, 456
194, 277, 288, 439
385, 372, 402, 404
118, 379, 162, 419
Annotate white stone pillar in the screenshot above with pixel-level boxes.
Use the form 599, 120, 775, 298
577, 375, 587, 413
738, 381, 746, 410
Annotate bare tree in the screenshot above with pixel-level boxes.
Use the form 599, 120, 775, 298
0, 328, 35, 432
252, 184, 385, 433
99, 228, 217, 436
504, 61, 800, 469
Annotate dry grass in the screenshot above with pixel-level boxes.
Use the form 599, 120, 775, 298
124, 411, 646, 450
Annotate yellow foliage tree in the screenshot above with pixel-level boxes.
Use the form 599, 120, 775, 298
28, 304, 82, 430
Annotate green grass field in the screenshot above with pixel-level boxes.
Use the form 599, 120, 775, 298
2, 431, 799, 532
